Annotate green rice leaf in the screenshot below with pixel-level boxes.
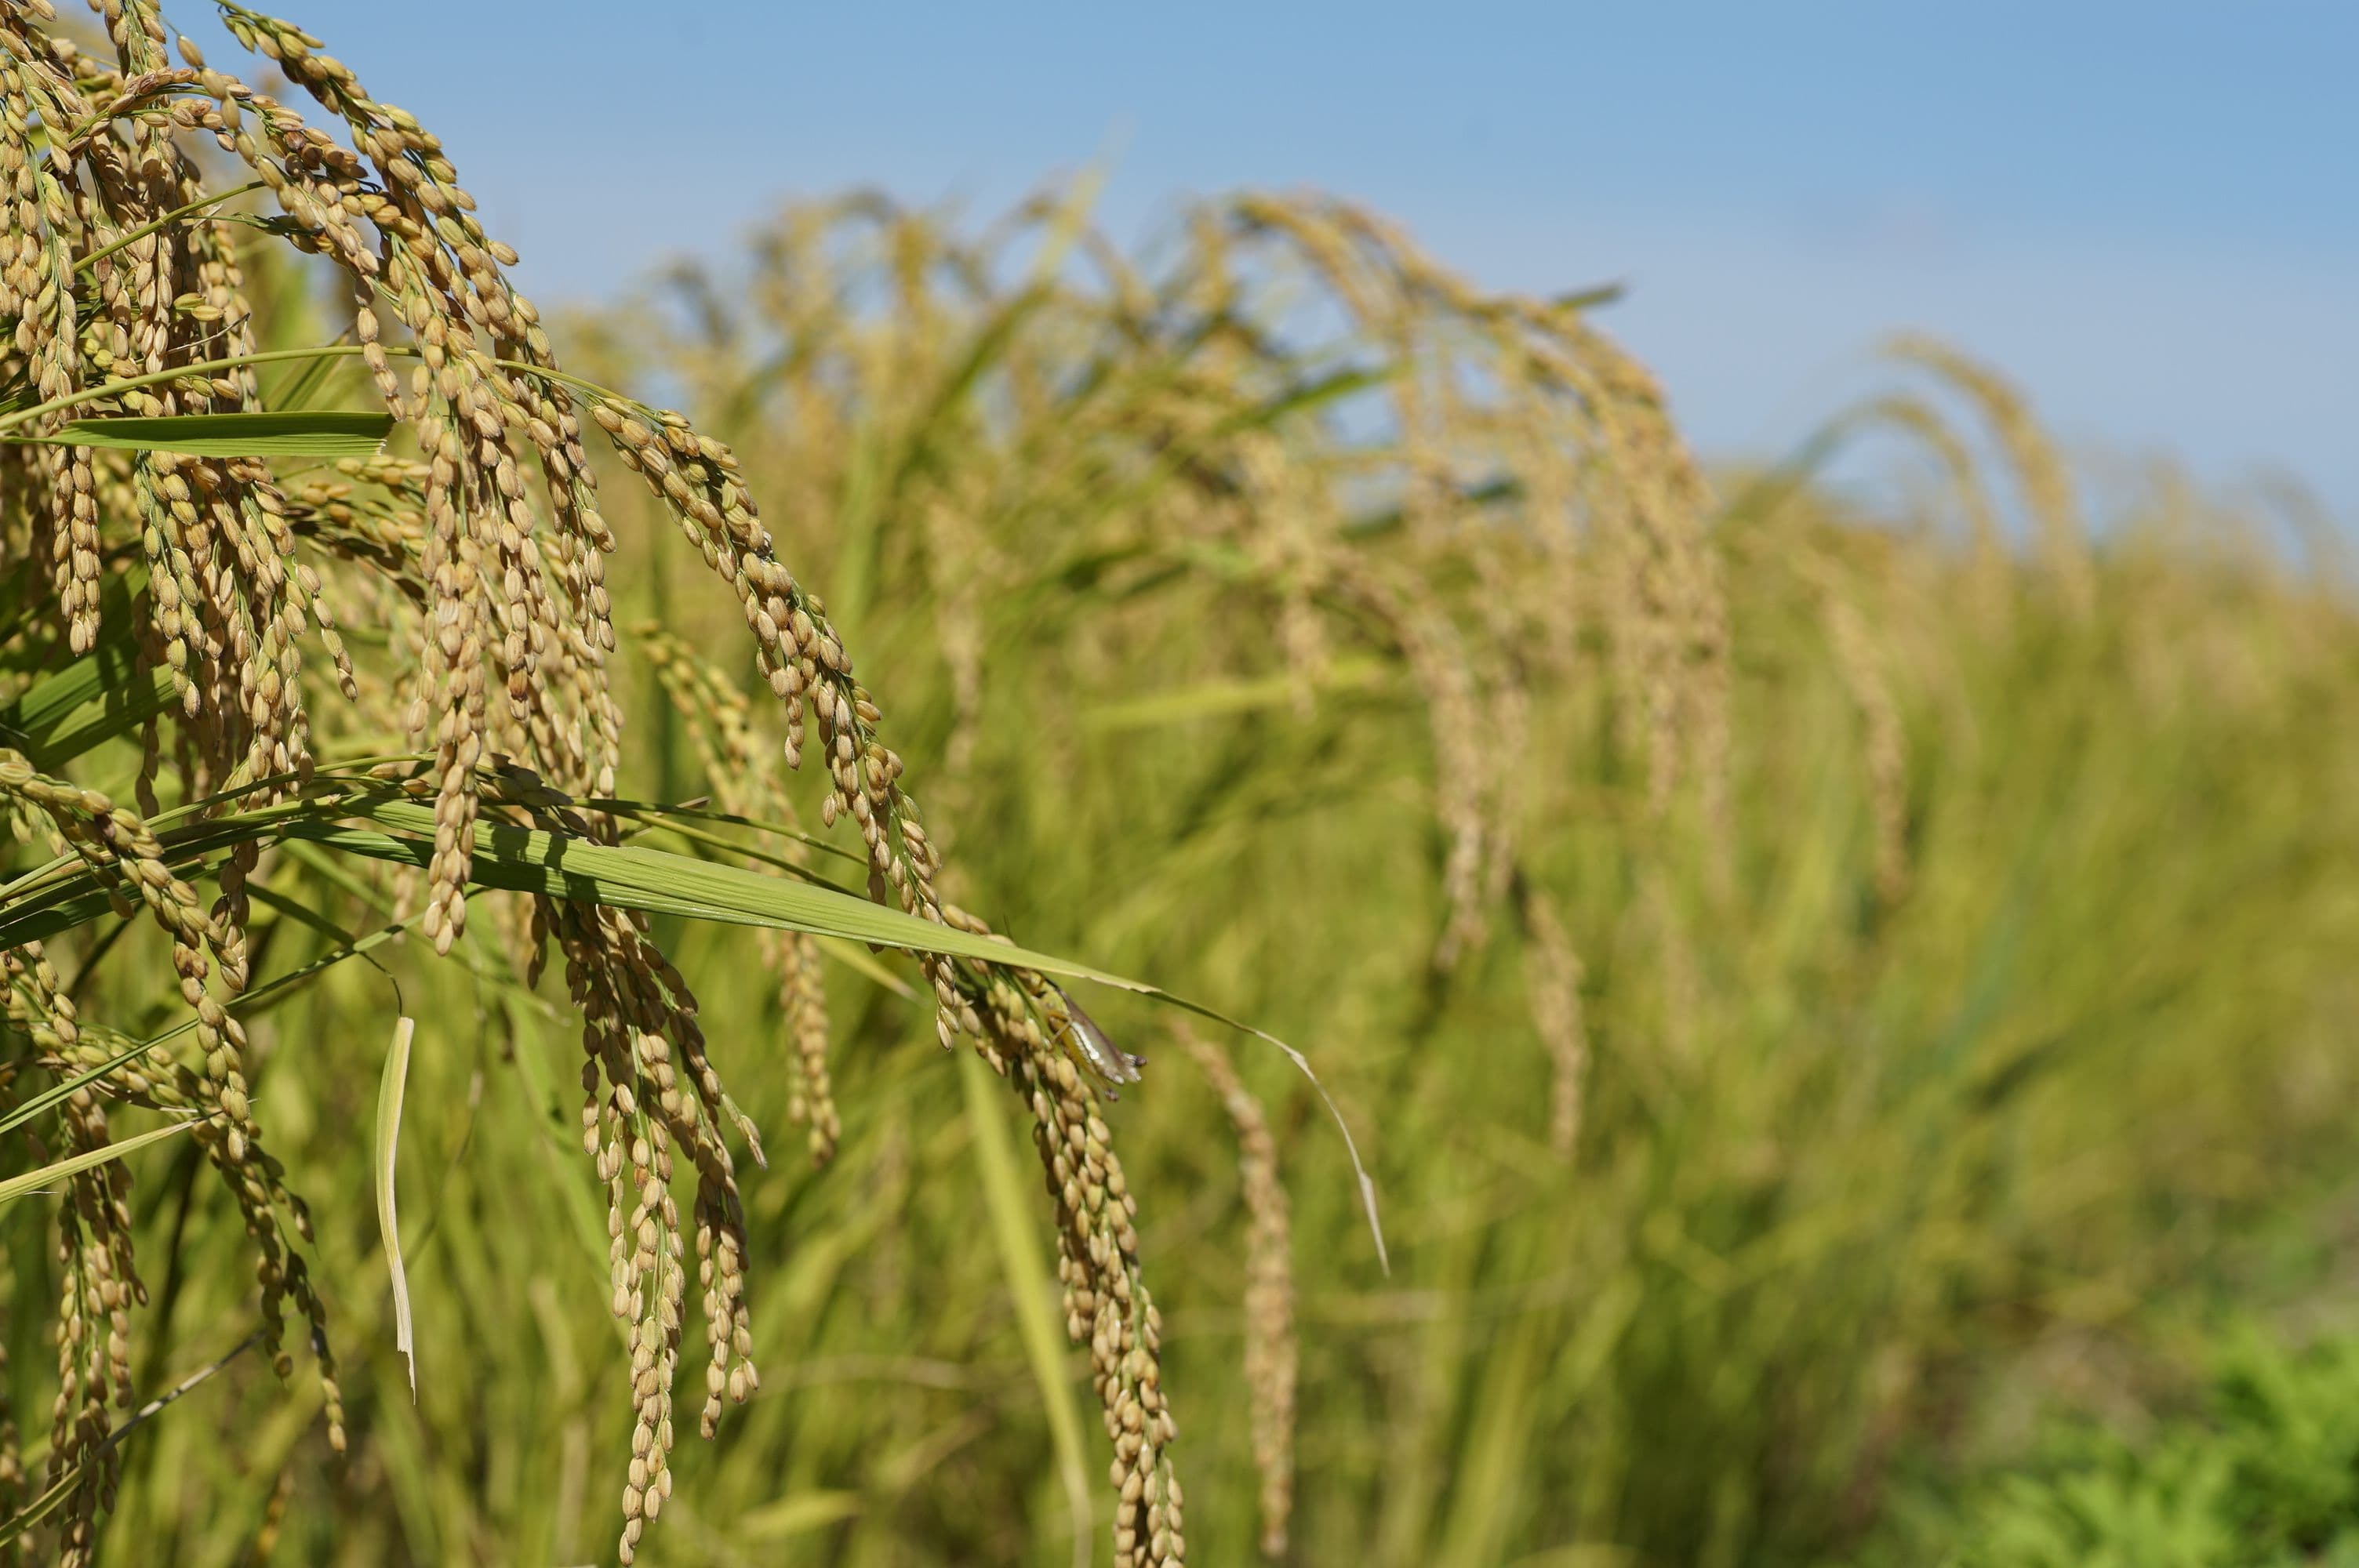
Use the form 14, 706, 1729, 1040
0, 791, 1389, 1266
1083, 658, 1390, 731
27, 409, 393, 458
347, 800, 1139, 978
960, 1048, 1096, 1566
376, 1016, 419, 1401
0, 630, 176, 770
0, 1119, 197, 1206
736, 1490, 866, 1542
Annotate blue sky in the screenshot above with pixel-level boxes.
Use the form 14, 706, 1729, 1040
195, 3, 2355, 506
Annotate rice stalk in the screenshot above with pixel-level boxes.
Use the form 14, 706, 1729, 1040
1177, 1023, 1295, 1559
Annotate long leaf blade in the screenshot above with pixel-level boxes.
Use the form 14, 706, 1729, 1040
30, 410, 392, 458
376, 1016, 418, 1400
0, 795, 1389, 1265
0, 634, 177, 770
961, 1048, 1096, 1566
0, 1119, 196, 1206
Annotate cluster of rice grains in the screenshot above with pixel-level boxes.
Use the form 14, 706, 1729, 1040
634, 624, 836, 1164
1178, 1025, 1295, 1558
1213, 196, 1730, 942
994, 978, 1186, 1568
590, 380, 1192, 1568
1721, 336, 2103, 920
0, 761, 338, 1563
0, 4, 1183, 1561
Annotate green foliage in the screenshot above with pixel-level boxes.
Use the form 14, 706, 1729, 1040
23, 410, 394, 458
1870, 1330, 2359, 1567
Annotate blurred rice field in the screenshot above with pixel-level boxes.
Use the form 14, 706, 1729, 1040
14, 183, 2359, 1566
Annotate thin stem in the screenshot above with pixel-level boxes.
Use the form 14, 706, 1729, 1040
75, 180, 270, 277
0, 1330, 264, 1547
142, 754, 426, 833
0, 765, 418, 912
489, 356, 638, 408
0, 340, 649, 436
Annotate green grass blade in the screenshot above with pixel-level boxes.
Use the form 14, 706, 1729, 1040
959, 1047, 1096, 1568
0, 1118, 197, 1205
736, 1491, 865, 1543
345, 799, 1141, 978
1082, 658, 1390, 732
0, 630, 176, 770
376, 1015, 419, 1401
23, 410, 394, 458
0, 793, 1389, 1264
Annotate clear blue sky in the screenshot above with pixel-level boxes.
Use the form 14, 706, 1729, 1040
198, 3, 2355, 506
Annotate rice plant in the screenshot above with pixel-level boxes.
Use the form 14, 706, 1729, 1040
0, 6, 1358, 1563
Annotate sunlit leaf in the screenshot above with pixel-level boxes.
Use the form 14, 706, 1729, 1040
0, 1119, 197, 1206
376, 1015, 418, 1401
24, 409, 392, 458
0, 630, 176, 770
